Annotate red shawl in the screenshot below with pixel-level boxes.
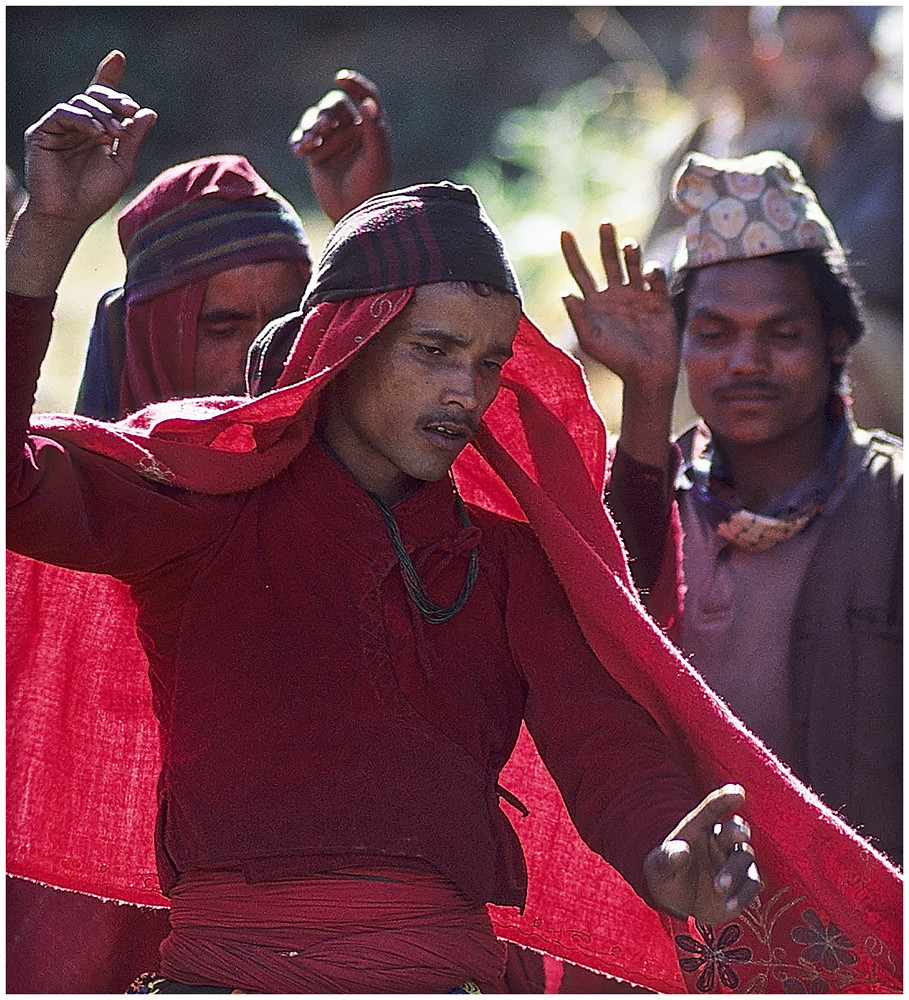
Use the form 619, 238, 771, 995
8, 291, 901, 993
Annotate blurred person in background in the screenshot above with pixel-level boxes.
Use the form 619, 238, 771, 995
563, 150, 901, 874
7, 51, 391, 995
645, 7, 786, 268
760, 4, 902, 436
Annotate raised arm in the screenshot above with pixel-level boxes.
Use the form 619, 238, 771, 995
289, 69, 391, 223
7, 50, 156, 298
6, 55, 223, 578
561, 223, 683, 597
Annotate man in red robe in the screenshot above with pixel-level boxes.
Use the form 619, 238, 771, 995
7, 58, 900, 995
7, 57, 766, 994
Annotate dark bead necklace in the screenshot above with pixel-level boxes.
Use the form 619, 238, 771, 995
369, 485, 479, 625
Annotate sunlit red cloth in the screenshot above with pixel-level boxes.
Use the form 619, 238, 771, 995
8, 291, 902, 993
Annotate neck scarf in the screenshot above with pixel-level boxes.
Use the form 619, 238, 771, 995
10, 183, 901, 993
75, 156, 312, 420
681, 414, 851, 552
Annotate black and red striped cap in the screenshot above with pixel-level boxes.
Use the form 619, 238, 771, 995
302, 181, 520, 309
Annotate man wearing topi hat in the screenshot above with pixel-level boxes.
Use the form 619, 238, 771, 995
562, 150, 902, 868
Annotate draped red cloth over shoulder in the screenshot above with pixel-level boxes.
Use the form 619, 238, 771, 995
8, 284, 901, 994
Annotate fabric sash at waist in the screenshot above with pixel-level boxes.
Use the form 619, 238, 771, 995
158, 863, 506, 993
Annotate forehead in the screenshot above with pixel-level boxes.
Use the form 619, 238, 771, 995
381, 282, 520, 343
201, 260, 308, 311
686, 257, 822, 320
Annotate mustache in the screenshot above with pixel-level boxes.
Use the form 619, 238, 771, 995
715, 378, 782, 395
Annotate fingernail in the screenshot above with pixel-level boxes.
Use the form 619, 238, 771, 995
716, 872, 732, 890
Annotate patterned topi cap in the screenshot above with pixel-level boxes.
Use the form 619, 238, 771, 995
670, 151, 844, 272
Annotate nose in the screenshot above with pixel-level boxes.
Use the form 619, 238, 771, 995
443, 362, 482, 411
727, 331, 770, 374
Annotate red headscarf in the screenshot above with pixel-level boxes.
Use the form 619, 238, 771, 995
75, 155, 312, 420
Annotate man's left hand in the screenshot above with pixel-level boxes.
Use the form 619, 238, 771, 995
644, 784, 762, 924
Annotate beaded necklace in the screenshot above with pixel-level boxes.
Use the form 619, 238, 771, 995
369, 485, 479, 625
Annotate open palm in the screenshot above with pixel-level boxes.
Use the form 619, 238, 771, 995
561, 222, 680, 394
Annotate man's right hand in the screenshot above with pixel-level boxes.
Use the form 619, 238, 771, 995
561, 222, 680, 470
23, 49, 156, 229
8, 51, 156, 298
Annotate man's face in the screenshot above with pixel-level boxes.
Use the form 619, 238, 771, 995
320, 282, 520, 503
682, 257, 847, 451
773, 9, 874, 124
194, 259, 309, 396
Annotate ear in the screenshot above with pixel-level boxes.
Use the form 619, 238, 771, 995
829, 325, 850, 366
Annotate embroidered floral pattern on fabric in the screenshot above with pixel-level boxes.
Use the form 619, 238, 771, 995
370, 290, 408, 319
675, 885, 900, 993
783, 974, 831, 993
791, 910, 857, 973
676, 922, 753, 991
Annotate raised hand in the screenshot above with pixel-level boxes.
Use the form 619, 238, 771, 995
289, 69, 391, 223
8, 51, 156, 297
23, 49, 156, 229
644, 784, 762, 925
561, 222, 680, 393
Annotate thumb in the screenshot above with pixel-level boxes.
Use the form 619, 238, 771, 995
562, 294, 590, 335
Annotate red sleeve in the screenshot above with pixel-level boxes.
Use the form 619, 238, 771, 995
6, 292, 228, 578
606, 440, 684, 634
504, 526, 698, 905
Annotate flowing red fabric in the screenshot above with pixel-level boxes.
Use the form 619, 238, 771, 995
119, 281, 207, 416
9, 292, 901, 993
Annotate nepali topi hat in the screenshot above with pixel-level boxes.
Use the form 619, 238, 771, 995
670, 150, 844, 272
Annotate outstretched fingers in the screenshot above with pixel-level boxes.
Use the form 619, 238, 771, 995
560, 230, 600, 299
